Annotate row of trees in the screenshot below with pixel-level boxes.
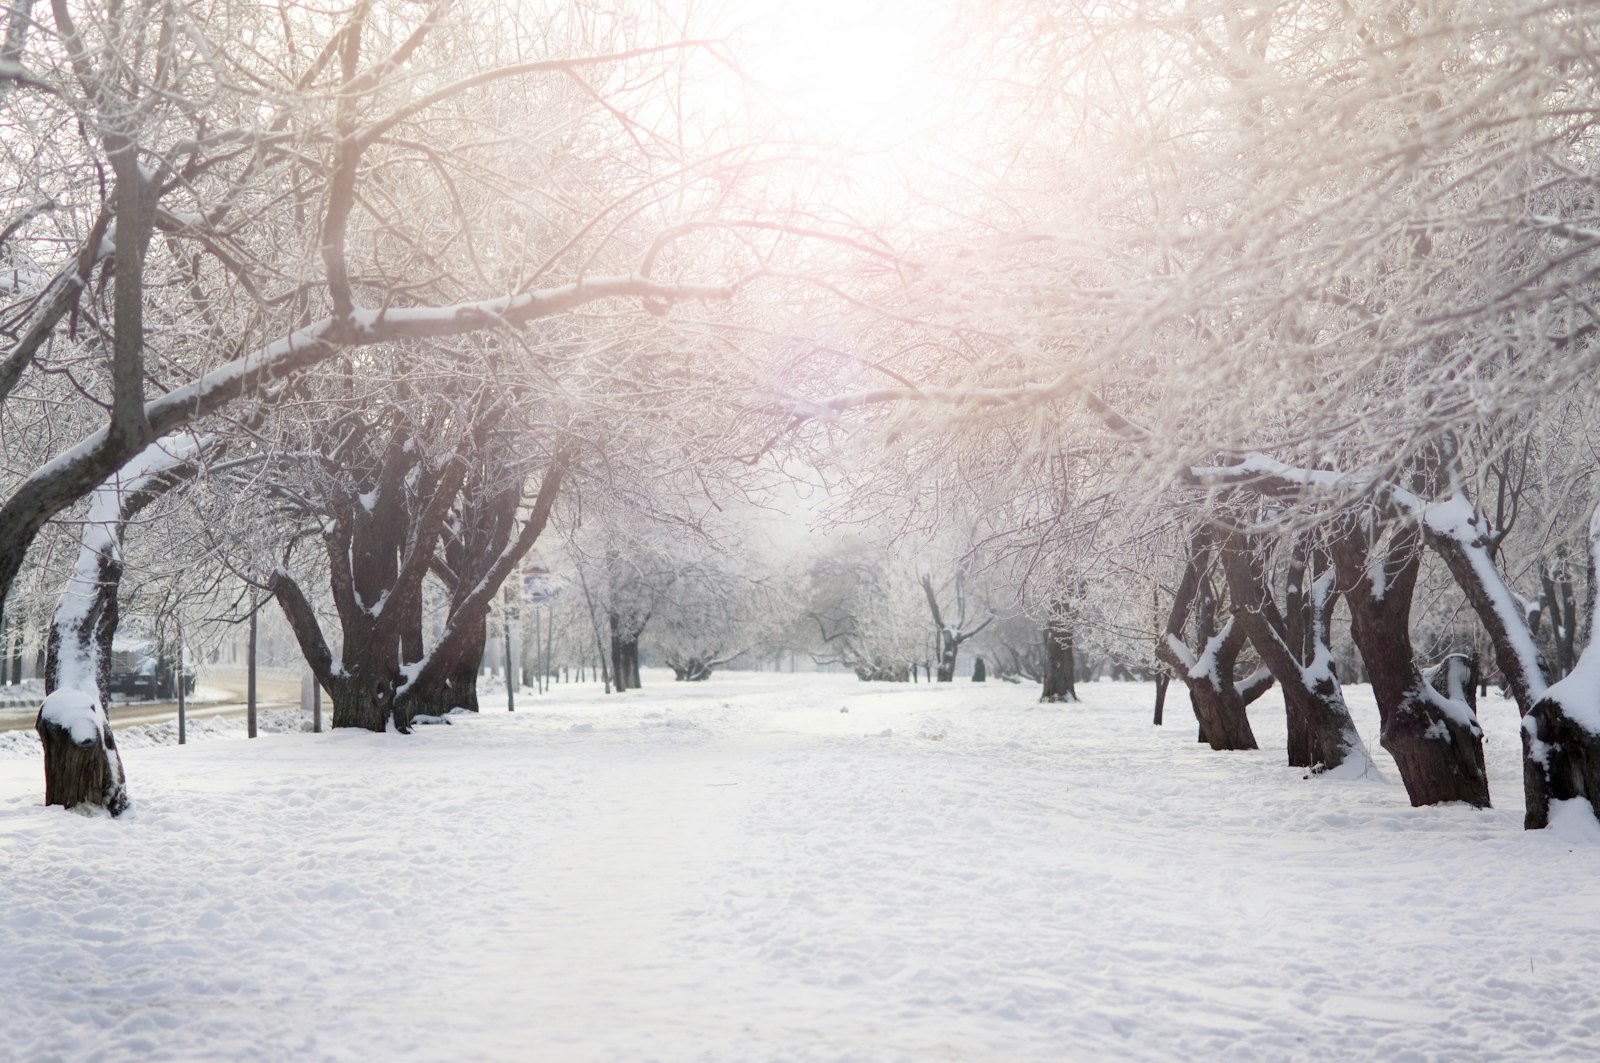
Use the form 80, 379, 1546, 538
11, 0, 1600, 837
2, 0, 808, 810
780, 0, 1600, 829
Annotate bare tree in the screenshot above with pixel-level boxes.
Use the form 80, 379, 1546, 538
919, 570, 992, 683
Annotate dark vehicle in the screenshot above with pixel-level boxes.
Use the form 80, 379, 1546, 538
106, 641, 196, 701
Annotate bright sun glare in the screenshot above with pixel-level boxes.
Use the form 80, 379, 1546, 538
717, 0, 955, 155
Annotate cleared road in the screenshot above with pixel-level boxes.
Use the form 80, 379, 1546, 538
0, 671, 304, 734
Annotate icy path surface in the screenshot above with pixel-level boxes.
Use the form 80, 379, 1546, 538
3, 673, 1598, 1061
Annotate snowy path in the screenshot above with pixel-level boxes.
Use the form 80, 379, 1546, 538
2, 673, 1598, 1061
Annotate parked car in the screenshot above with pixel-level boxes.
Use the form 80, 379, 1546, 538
107, 640, 195, 701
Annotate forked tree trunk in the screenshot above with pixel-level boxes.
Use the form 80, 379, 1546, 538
1332, 522, 1489, 807
671, 657, 714, 681
921, 573, 992, 685
1179, 630, 1269, 751
1219, 530, 1373, 775
276, 441, 564, 734
1155, 531, 1263, 751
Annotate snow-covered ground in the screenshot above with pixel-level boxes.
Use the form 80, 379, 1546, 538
2, 672, 1596, 1062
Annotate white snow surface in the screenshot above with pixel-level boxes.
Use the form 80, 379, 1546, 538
2, 673, 1598, 1062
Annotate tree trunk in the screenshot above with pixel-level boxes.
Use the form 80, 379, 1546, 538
1523, 693, 1600, 829
1219, 530, 1372, 774
671, 656, 715, 681
610, 621, 641, 691
1040, 606, 1078, 703
1153, 672, 1170, 725
1519, 509, 1600, 828
936, 630, 957, 682
327, 676, 390, 733
37, 438, 201, 815
1154, 531, 1261, 751
400, 617, 485, 717
921, 572, 991, 685
37, 690, 128, 816
1333, 524, 1489, 807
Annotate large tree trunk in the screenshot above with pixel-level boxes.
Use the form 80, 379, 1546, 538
1523, 691, 1600, 829
38, 547, 128, 814
1333, 523, 1489, 807
328, 679, 391, 733
36, 437, 200, 815
400, 617, 485, 717
37, 690, 128, 815
273, 566, 394, 734
274, 430, 563, 733
1187, 654, 1270, 751
1155, 531, 1263, 751
1517, 509, 1600, 828
1219, 530, 1373, 775
1040, 604, 1078, 703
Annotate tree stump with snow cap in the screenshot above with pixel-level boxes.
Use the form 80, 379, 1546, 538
36, 689, 129, 816
1522, 688, 1600, 829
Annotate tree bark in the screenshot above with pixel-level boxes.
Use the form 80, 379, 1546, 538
38, 438, 201, 814
1154, 530, 1262, 751
401, 616, 485, 716
1040, 602, 1078, 703
1332, 522, 1489, 807
1219, 529, 1372, 774
37, 694, 128, 816
610, 619, 642, 691
1519, 508, 1600, 828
